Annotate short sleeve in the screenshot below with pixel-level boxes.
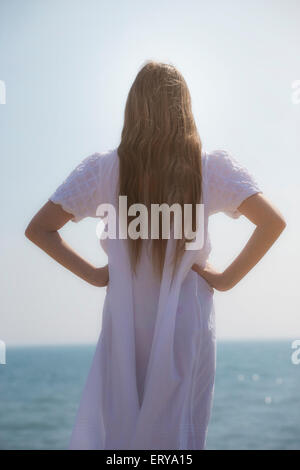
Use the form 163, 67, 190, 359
49, 153, 104, 223
205, 149, 262, 218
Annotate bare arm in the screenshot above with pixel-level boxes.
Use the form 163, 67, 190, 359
25, 200, 108, 287
192, 193, 286, 291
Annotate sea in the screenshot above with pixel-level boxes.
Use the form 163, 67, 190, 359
0, 341, 299, 450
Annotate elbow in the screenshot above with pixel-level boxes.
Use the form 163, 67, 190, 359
25, 222, 39, 243
272, 214, 287, 235
25, 223, 34, 241
277, 215, 287, 231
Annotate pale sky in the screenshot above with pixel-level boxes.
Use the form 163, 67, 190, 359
0, 0, 299, 345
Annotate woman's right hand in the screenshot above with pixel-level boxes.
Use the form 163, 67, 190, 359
89, 265, 109, 287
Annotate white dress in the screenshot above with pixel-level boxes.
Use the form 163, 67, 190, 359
49, 148, 261, 450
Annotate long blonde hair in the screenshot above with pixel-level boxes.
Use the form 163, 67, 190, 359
117, 61, 202, 280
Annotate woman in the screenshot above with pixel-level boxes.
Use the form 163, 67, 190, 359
25, 61, 286, 450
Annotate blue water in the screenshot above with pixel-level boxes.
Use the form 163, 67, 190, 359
0, 341, 299, 450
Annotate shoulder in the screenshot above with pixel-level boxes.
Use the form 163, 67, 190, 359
81, 147, 118, 168
202, 148, 255, 184
76, 148, 119, 179
201, 147, 261, 216
202, 148, 238, 173
94, 147, 119, 173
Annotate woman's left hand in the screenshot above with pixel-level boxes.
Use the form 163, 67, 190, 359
192, 262, 232, 292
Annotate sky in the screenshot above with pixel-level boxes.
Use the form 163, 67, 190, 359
0, 0, 299, 345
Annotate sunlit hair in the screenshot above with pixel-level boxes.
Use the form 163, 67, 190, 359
117, 60, 202, 280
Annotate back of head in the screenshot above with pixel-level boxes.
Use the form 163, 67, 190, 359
118, 60, 202, 279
